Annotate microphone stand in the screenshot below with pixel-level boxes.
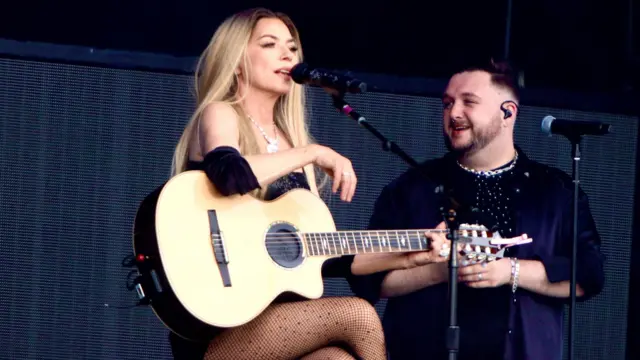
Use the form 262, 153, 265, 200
330, 92, 461, 360
330, 93, 419, 168
568, 135, 582, 360
443, 208, 460, 360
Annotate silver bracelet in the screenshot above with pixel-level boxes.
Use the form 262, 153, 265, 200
510, 258, 520, 293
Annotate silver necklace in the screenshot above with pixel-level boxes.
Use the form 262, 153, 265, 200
457, 151, 518, 177
248, 115, 279, 153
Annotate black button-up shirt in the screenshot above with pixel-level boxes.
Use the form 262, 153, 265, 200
347, 147, 605, 360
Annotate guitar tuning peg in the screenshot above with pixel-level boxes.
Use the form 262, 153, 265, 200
476, 250, 487, 261
466, 250, 475, 260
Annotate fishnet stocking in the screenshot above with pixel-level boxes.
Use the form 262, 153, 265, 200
203, 297, 386, 360
300, 346, 356, 360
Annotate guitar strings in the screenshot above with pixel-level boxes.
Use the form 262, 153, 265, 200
202, 230, 502, 255
205, 232, 495, 244
212, 239, 508, 255
204, 229, 487, 240
206, 234, 498, 246
208, 243, 500, 251
207, 245, 501, 258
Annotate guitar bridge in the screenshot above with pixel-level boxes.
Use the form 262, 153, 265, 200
208, 209, 232, 287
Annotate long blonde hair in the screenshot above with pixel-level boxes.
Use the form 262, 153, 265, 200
171, 8, 323, 197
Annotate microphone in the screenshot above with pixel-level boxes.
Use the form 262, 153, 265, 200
290, 63, 367, 94
541, 115, 611, 138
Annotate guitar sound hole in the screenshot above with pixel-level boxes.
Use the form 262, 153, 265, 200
265, 223, 304, 268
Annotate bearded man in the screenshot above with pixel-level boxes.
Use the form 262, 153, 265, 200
348, 60, 605, 360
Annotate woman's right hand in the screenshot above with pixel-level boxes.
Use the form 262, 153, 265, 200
311, 144, 357, 202
404, 222, 466, 268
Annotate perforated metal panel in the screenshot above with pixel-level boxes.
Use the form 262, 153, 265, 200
0, 57, 635, 360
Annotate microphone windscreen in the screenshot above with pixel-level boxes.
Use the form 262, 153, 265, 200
541, 115, 555, 135
289, 63, 309, 84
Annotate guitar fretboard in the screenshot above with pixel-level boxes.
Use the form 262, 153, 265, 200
303, 230, 441, 256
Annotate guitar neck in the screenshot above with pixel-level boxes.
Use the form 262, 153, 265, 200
303, 229, 446, 257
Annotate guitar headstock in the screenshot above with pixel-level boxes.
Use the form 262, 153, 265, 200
455, 223, 532, 263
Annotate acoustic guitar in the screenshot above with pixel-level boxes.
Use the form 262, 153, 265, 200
132, 170, 530, 341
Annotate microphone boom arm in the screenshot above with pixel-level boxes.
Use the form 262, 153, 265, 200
330, 94, 419, 168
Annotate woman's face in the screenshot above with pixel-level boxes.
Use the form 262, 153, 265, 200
241, 18, 300, 96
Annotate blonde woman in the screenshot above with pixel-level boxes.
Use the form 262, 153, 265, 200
168, 7, 388, 360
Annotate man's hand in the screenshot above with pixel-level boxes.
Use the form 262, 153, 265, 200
457, 258, 512, 288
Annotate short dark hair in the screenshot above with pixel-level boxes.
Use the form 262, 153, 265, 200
457, 59, 522, 102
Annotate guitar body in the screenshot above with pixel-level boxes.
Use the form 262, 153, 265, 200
132, 171, 337, 341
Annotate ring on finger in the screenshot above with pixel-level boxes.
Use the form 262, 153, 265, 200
477, 273, 483, 280
342, 171, 352, 177
439, 243, 450, 257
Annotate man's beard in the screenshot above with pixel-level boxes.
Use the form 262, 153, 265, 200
444, 115, 502, 155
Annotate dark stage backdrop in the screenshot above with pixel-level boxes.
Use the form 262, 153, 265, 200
0, 56, 636, 360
